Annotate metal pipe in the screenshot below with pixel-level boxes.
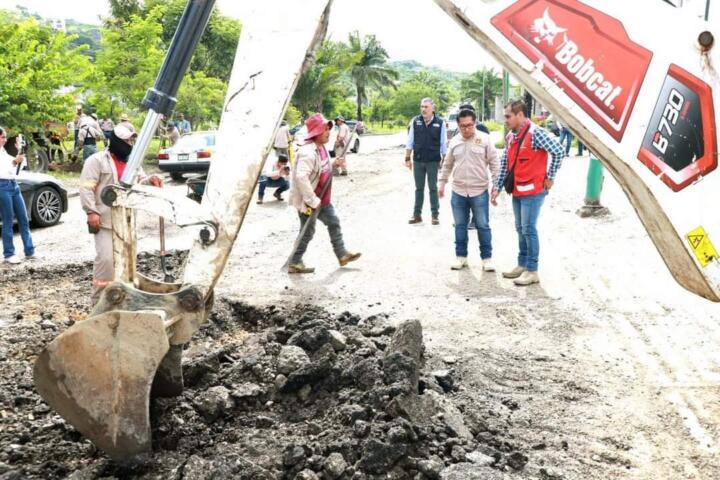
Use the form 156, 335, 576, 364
120, 110, 162, 185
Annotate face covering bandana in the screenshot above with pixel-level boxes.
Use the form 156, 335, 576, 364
109, 131, 133, 161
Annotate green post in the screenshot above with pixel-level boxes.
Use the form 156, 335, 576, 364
577, 154, 610, 217
585, 155, 604, 201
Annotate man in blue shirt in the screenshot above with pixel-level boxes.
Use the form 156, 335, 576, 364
405, 98, 447, 225
177, 113, 192, 135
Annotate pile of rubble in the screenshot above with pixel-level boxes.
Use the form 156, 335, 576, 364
0, 255, 534, 480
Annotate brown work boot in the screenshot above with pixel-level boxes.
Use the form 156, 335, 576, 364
256, 197, 264, 204
408, 216, 422, 224
513, 271, 540, 286
273, 190, 284, 201
502, 266, 525, 279
339, 252, 361, 266
288, 263, 315, 274
432, 216, 439, 225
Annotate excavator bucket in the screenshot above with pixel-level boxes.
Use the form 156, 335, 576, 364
33, 311, 169, 460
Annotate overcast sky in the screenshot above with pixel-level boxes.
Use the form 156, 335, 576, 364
0, 0, 500, 73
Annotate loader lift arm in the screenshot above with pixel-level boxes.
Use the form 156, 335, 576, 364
33, 0, 720, 461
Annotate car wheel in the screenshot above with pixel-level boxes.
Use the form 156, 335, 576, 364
170, 172, 185, 182
31, 186, 62, 227
26, 146, 49, 173
351, 139, 360, 154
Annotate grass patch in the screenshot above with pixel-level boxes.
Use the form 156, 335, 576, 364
364, 121, 405, 134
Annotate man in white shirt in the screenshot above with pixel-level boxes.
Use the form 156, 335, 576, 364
257, 153, 290, 204
333, 116, 351, 176
0, 129, 34, 264
274, 121, 290, 157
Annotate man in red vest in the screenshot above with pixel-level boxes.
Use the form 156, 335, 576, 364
491, 100, 564, 286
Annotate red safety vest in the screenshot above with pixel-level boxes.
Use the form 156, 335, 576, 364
506, 122, 548, 197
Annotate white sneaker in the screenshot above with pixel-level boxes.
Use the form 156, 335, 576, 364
451, 257, 468, 270
3, 255, 21, 264
482, 258, 495, 272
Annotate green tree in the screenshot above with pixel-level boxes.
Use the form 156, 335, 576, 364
406, 71, 457, 114
348, 32, 398, 121
460, 68, 503, 120
132, 0, 241, 83
367, 95, 393, 127
107, 0, 142, 25
390, 81, 438, 122
175, 72, 226, 129
0, 14, 93, 132
292, 41, 357, 118
92, 7, 165, 116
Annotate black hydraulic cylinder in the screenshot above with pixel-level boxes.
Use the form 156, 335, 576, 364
142, 0, 216, 115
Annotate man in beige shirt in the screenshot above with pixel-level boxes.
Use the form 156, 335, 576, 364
80, 124, 162, 305
439, 108, 499, 271
333, 116, 350, 176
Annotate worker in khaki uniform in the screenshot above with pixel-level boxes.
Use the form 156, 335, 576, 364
288, 113, 361, 274
333, 115, 350, 176
439, 108, 499, 271
79, 124, 162, 305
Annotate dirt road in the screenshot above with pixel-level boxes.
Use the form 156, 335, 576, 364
2, 133, 720, 479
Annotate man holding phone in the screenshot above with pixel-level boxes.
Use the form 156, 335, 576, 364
256, 153, 291, 204
0, 128, 34, 264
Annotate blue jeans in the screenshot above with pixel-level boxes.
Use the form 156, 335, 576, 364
451, 191, 492, 258
512, 191, 547, 272
258, 176, 289, 198
577, 142, 585, 156
0, 179, 34, 258
559, 128, 573, 156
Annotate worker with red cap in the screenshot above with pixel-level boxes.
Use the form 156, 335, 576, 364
287, 113, 361, 273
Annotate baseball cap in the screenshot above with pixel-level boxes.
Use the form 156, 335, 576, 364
113, 124, 137, 141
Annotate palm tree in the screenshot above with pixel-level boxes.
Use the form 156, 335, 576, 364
348, 32, 398, 121
292, 41, 359, 118
460, 68, 503, 121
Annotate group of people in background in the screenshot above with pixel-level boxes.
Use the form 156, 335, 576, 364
405, 97, 564, 286
259, 115, 353, 206
2, 96, 565, 297
72, 107, 193, 161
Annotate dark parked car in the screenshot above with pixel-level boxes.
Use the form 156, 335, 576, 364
0, 172, 69, 228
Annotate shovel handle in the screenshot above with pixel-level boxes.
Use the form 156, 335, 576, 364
159, 217, 166, 256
